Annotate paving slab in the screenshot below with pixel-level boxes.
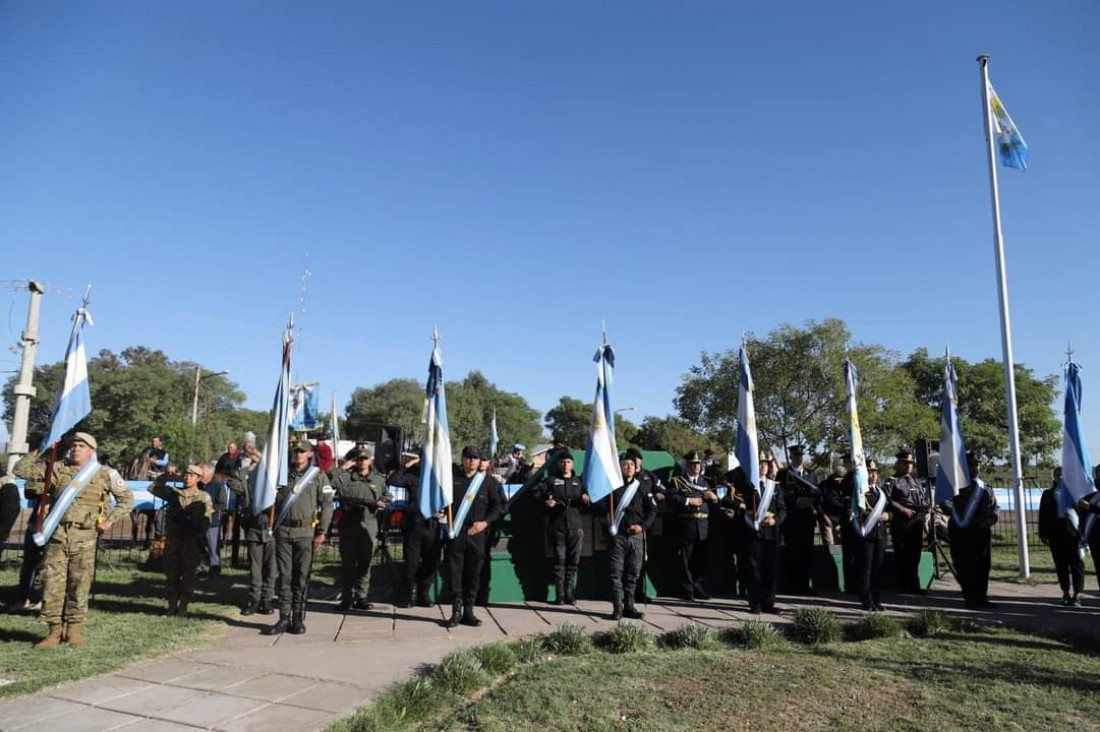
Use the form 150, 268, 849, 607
2, 697, 92, 731
216, 703, 334, 732
114, 720, 201, 732
483, 604, 552, 635
220, 674, 320, 702
48, 675, 154, 706
156, 694, 267, 729
280, 680, 374, 715
17, 706, 142, 732
116, 660, 218, 685
97, 684, 209, 716
171, 665, 267, 692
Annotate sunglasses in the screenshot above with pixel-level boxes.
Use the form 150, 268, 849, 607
186, 471, 203, 478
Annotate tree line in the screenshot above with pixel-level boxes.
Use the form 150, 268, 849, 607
2, 319, 1061, 474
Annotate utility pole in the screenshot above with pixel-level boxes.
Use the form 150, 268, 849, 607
5, 281, 46, 475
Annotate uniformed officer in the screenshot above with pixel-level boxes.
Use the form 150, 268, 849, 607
778, 444, 820, 595
442, 446, 505, 627
151, 464, 214, 617
1082, 465, 1100, 588
532, 450, 590, 605
268, 440, 334, 635
946, 452, 998, 609
668, 451, 718, 601
740, 461, 786, 614
822, 454, 859, 593
477, 453, 509, 607
330, 445, 388, 612
396, 459, 440, 609
887, 450, 930, 594
854, 460, 891, 611
719, 466, 750, 597
602, 454, 656, 619
14, 432, 133, 648
1041, 468, 1085, 606
227, 442, 275, 616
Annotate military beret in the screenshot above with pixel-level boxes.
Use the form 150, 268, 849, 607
293, 439, 313, 453
461, 446, 482, 460
72, 432, 97, 450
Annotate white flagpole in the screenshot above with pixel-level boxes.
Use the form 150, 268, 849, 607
978, 54, 1029, 578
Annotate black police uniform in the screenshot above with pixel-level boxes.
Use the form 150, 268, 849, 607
1039, 483, 1085, 600
744, 480, 786, 613
397, 466, 442, 607
444, 469, 505, 624
854, 485, 889, 610
603, 479, 656, 618
822, 472, 859, 594
718, 471, 751, 597
532, 469, 587, 603
778, 463, 820, 594
888, 473, 930, 592
947, 481, 998, 607
667, 470, 716, 599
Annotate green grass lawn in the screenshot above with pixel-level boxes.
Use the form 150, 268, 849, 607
989, 537, 1068, 585
0, 553, 250, 698
427, 626, 1100, 732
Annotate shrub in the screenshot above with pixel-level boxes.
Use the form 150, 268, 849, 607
544, 623, 592, 656
658, 623, 719, 650
845, 613, 903, 642
433, 650, 487, 694
598, 622, 655, 654
473, 642, 517, 676
722, 619, 784, 650
790, 608, 839, 645
372, 676, 448, 724
907, 609, 952, 638
512, 636, 545, 664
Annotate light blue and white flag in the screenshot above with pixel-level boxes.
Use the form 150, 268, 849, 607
252, 318, 293, 516
489, 409, 499, 461
289, 382, 319, 430
40, 304, 94, 451
33, 456, 103, 546
845, 357, 884, 536
935, 351, 971, 509
330, 391, 341, 461
735, 345, 760, 494
988, 82, 1028, 171
582, 338, 622, 504
418, 330, 454, 520
1058, 360, 1095, 521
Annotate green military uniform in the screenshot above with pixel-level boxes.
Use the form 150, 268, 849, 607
329, 465, 387, 608
227, 461, 276, 612
14, 450, 133, 631
273, 464, 333, 631
151, 476, 214, 614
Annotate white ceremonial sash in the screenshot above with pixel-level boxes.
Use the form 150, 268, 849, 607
745, 478, 777, 533
448, 472, 485, 540
273, 466, 321, 530
609, 480, 640, 537
949, 482, 986, 531
853, 485, 889, 538
34, 458, 103, 547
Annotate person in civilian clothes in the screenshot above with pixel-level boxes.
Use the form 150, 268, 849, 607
601, 454, 656, 619
442, 447, 504, 628
854, 460, 891, 611
1040, 467, 1085, 607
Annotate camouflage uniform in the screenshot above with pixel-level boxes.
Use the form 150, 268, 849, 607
151, 477, 214, 610
14, 452, 133, 627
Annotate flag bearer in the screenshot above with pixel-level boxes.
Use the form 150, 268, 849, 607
329, 445, 388, 612
778, 444, 820, 595
1039, 468, 1085, 606
15, 433, 133, 648
443, 447, 504, 628
742, 463, 786, 614
854, 460, 890, 611
532, 450, 589, 605
151, 464, 213, 617
603, 454, 655, 619
947, 453, 998, 609
268, 440, 333, 635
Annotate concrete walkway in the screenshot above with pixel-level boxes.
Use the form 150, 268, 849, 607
1, 578, 1096, 732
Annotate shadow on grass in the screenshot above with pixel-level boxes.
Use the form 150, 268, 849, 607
0, 627, 40, 643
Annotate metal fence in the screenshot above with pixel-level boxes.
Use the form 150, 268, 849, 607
988, 483, 1042, 544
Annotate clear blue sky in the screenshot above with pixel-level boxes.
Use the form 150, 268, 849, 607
2, 1, 1098, 451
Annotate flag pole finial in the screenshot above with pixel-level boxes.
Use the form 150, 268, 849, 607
1067, 342, 1075, 363
432, 325, 439, 344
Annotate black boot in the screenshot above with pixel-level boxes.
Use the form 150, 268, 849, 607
267, 612, 290, 635
461, 603, 482, 627
353, 599, 374, 611
289, 611, 306, 635
611, 601, 623, 621
258, 600, 275, 616
623, 599, 644, 620
405, 587, 418, 609
445, 602, 462, 628
551, 583, 564, 606
241, 600, 258, 616
564, 572, 576, 605
417, 583, 433, 608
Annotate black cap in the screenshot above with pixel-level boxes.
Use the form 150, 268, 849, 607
625, 447, 644, 461
683, 451, 703, 463
787, 444, 805, 454
895, 450, 914, 462
557, 450, 575, 462
866, 459, 878, 471
461, 446, 482, 460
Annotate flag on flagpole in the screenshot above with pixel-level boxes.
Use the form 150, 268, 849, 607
582, 337, 622, 504
987, 81, 1028, 171
252, 318, 293, 515
844, 356, 869, 515
330, 391, 341, 460
40, 303, 94, 450
418, 329, 454, 519
1057, 359, 1094, 515
489, 409, 499, 461
734, 345, 760, 492
289, 382, 320, 430
935, 350, 971, 507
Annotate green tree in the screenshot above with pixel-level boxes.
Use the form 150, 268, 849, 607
544, 396, 637, 452
345, 378, 424, 442
900, 349, 1060, 467
631, 415, 715, 459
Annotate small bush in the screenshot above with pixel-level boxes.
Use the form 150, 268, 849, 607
722, 619, 784, 650
790, 608, 839, 645
597, 622, 655, 654
373, 676, 448, 724
433, 649, 487, 694
845, 613, 903, 642
512, 636, 545, 664
658, 623, 719, 650
472, 642, 517, 676
907, 609, 951, 638
544, 623, 592, 656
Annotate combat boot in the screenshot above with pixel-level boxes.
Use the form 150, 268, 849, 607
258, 600, 274, 615
66, 623, 85, 648
623, 599, 644, 620
33, 624, 63, 649
267, 612, 290, 635
445, 602, 462, 628
163, 599, 178, 617
177, 602, 189, 618
241, 601, 258, 616
405, 587, 417, 609
551, 583, 564, 606
417, 583, 433, 608
460, 603, 482, 627
610, 601, 623, 621
289, 611, 306, 635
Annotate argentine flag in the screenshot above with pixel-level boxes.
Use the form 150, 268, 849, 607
252, 319, 293, 515
988, 82, 1028, 171
935, 351, 971, 507
844, 357, 869, 515
582, 338, 622, 503
330, 391, 341, 460
41, 304, 93, 451
289, 382, 320, 430
418, 331, 454, 520
489, 409, 499, 461
1058, 360, 1094, 516
735, 345, 760, 492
